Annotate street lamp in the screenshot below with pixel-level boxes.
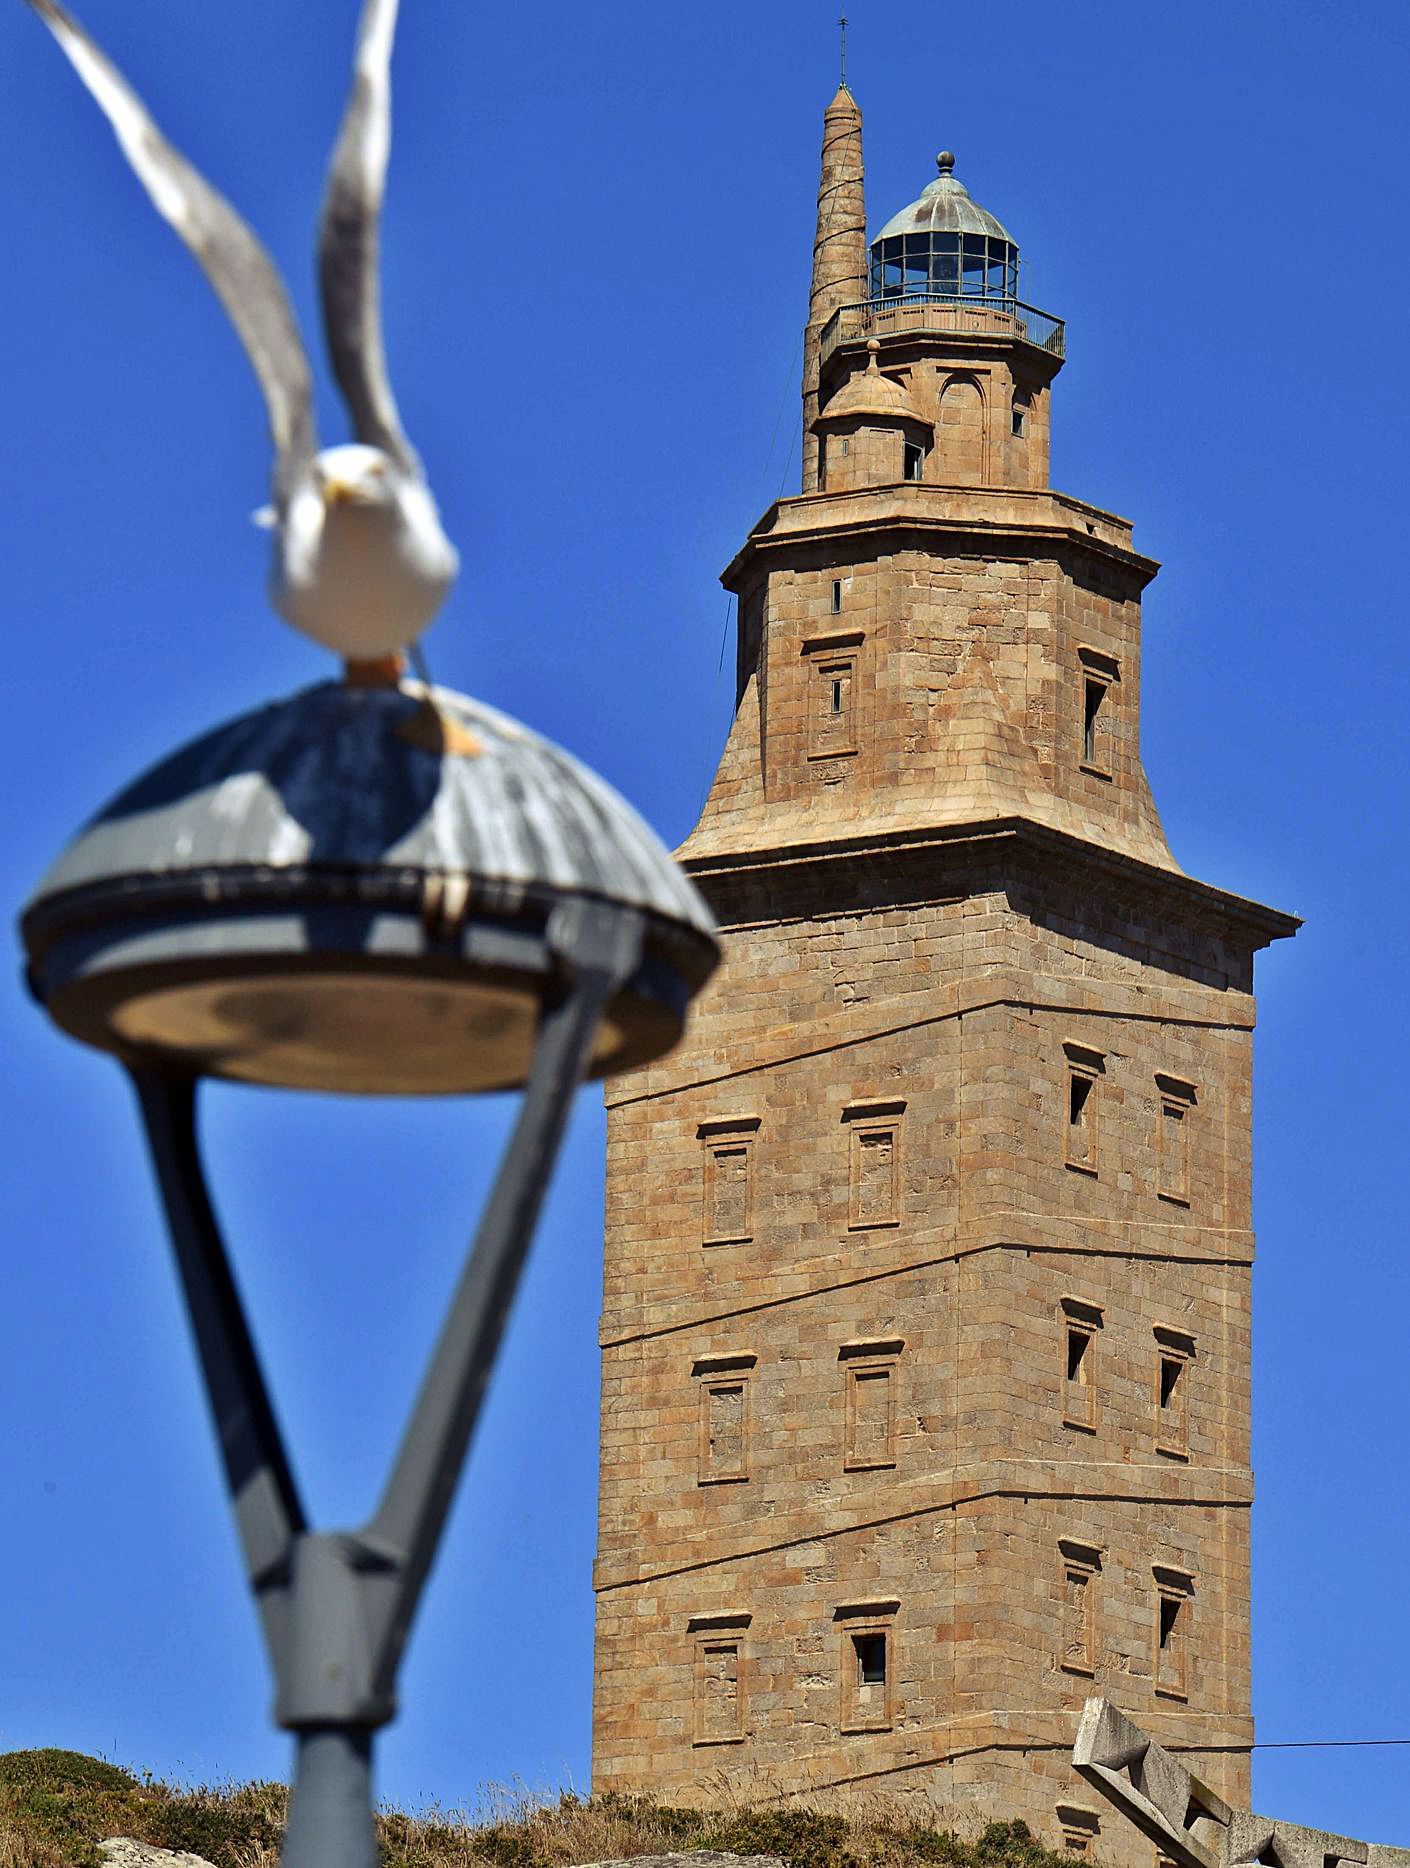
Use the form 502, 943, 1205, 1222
21, 672, 718, 1868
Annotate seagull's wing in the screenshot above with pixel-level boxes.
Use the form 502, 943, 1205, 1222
319, 0, 422, 479
23, 0, 318, 504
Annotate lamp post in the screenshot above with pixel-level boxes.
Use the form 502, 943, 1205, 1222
21, 673, 718, 1868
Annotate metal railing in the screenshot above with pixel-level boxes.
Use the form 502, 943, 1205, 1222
819, 294, 1065, 367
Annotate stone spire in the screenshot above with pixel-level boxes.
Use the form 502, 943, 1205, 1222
801, 83, 866, 495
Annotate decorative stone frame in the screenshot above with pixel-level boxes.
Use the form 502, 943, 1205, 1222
842, 1098, 905, 1229
1059, 1538, 1103, 1677
836, 1598, 899, 1734
693, 1351, 757, 1485
1062, 1042, 1105, 1177
1077, 645, 1120, 779
1055, 1804, 1101, 1856
698, 1116, 760, 1246
839, 1337, 904, 1471
1153, 1326, 1195, 1462
1156, 1073, 1197, 1206
1060, 1296, 1103, 1434
1153, 1565, 1195, 1702
802, 629, 865, 762
688, 1610, 751, 1747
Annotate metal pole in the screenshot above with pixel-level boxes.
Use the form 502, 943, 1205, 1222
282, 1729, 376, 1868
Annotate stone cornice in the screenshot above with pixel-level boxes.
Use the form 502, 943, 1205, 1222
606, 965, 1256, 1111
681, 819, 1300, 950
599, 1220, 1256, 1350
721, 482, 1159, 591
722, 1706, 1253, 1798
593, 1457, 1253, 1591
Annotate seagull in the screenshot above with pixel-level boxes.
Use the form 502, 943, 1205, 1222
21, 0, 459, 665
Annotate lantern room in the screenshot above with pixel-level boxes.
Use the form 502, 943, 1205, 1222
869, 151, 1018, 304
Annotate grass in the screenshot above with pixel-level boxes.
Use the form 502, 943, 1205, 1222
0, 1750, 1075, 1868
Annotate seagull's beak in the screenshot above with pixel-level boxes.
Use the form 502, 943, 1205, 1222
323, 479, 359, 507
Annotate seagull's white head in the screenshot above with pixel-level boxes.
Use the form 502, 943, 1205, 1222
315, 442, 400, 510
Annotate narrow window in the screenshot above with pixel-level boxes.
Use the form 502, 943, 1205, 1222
831, 578, 843, 615
1062, 1043, 1105, 1175
694, 1353, 756, 1484
1156, 1075, 1197, 1204
840, 1338, 904, 1470
1057, 1808, 1100, 1857
836, 1600, 898, 1732
1059, 1540, 1101, 1676
1077, 648, 1120, 776
854, 1632, 887, 1685
1012, 395, 1030, 438
803, 631, 864, 761
841, 435, 850, 456
698, 1117, 760, 1246
904, 439, 925, 481
1082, 679, 1106, 766
1070, 1073, 1093, 1145
1154, 1327, 1195, 1460
843, 1100, 905, 1228
818, 435, 828, 490
689, 1612, 750, 1745
1061, 1298, 1102, 1433
1153, 1569, 1194, 1700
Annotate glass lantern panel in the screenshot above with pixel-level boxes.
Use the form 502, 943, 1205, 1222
962, 235, 987, 294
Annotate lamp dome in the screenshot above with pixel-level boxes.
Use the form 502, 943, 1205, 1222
22, 680, 718, 1095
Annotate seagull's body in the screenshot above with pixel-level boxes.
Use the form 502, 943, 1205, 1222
275, 446, 459, 660
21, 0, 457, 663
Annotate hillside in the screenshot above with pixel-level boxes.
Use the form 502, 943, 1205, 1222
0, 1750, 1076, 1868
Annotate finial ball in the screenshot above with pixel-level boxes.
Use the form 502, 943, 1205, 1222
937, 150, 955, 174
867, 338, 880, 355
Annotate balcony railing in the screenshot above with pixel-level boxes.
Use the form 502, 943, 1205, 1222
819, 294, 1065, 368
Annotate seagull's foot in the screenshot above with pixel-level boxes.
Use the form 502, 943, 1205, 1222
343, 653, 408, 687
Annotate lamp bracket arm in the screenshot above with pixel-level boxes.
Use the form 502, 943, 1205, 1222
128, 1067, 307, 1644
361, 900, 645, 1697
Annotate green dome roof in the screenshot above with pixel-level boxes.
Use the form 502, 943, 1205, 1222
873, 152, 1015, 247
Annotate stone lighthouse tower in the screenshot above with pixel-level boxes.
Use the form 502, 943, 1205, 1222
592, 85, 1296, 1860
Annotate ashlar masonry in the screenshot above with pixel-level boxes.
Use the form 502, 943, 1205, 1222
593, 85, 1297, 1864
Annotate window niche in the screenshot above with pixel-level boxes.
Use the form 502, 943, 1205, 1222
698, 1117, 760, 1246
688, 1611, 750, 1745
1077, 647, 1120, 778
842, 1099, 905, 1229
803, 630, 864, 761
839, 1338, 904, 1471
1058, 1539, 1102, 1677
836, 1599, 899, 1733
1062, 1043, 1105, 1176
1153, 1567, 1194, 1700
1060, 1297, 1103, 1434
1153, 1326, 1195, 1461
693, 1352, 757, 1485
1056, 1807, 1101, 1857
1156, 1074, 1197, 1205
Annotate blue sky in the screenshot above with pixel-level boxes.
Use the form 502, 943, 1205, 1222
2, 0, 1409, 1841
